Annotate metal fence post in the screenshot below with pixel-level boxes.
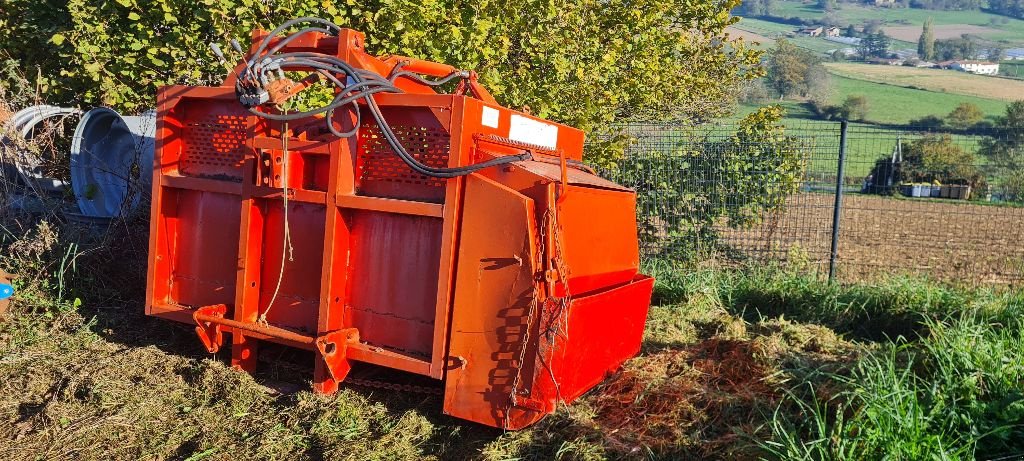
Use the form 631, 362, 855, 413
828, 120, 848, 282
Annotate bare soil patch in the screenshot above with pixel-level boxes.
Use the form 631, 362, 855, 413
720, 193, 1024, 285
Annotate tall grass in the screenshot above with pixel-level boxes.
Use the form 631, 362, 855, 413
643, 259, 972, 340
645, 260, 1024, 459
759, 292, 1024, 460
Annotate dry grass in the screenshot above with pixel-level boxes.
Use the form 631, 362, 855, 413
725, 26, 776, 46
825, 62, 1024, 103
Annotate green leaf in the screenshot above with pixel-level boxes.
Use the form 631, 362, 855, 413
50, 33, 66, 45
128, 12, 141, 20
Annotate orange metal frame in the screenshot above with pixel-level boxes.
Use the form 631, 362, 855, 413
146, 28, 653, 429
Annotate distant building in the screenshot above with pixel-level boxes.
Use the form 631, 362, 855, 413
826, 26, 841, 37
950, 60, 1000, 75
799, 26, 824, 37
871, 0, 896, 5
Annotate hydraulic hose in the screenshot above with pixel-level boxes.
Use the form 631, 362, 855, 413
233, 17, 530, 178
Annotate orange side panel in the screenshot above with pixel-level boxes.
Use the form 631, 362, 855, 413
556, 185, 641, 295
444, 174, 542, 429
346, 211, 442, 357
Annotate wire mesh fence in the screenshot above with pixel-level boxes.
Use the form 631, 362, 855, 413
606, 119, 1024, 286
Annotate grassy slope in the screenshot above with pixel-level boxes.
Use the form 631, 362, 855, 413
826, 62, 1024, 102
828, 73, 1009, 123
769, 0, 1024, 43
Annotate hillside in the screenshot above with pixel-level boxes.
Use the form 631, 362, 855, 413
766, 0, 1024, 44
826, 62, 1024, 102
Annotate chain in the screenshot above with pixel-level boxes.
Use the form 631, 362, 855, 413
345, 377, 443, 396
256, 355, 442, 396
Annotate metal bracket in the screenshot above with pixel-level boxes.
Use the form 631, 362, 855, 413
315, 328, 360, 382
512, 395, 546, 412
193, 304, 229, 353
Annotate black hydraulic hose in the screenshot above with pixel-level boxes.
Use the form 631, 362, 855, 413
236, 17, 529, 178
389, 70, 466, 87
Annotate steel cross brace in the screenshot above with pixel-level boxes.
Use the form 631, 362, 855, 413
192, 304, 360, 381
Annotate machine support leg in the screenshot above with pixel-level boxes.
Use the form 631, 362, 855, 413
231, 332, 259, 372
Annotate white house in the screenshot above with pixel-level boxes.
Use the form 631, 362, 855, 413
950, 60, 1000, 75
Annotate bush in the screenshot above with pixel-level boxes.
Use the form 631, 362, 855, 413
901, 134, 983, 187
946, 102, 985, 130
908, 114, 945, 129
840, 94, 869, 121
615, 106, 805, 259
0, 0, 762, 141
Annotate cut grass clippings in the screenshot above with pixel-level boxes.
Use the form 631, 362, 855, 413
0, 204, 1022, 459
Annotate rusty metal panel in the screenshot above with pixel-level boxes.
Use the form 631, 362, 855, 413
513, 160, 632, 192
444, 174, 542, 429
256, 201, 326, 334
166, 189, 241, 308
346, 210, 442, 357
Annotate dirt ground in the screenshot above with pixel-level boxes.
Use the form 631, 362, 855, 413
720, 193, 1024, 285
882, 24, 1001, 42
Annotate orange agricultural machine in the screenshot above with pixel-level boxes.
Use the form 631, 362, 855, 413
145, 18, 653, 429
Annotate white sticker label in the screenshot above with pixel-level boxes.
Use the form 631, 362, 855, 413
508, 114, 558, 150
481, 106, 500, 128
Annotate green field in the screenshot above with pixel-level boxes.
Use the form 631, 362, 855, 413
766, 0, 1024, 43
741, 71, 1009, 126
732, 17, 910, 56
738, 100, 997, 177
828, 74, 1009, 123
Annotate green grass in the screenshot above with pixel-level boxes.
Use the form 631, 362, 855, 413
2, 206, 1023, 459
828, 73, 1008, 125
737, 101, 994, 176
761, 297, 1024, 459
765, 0, 1024, 43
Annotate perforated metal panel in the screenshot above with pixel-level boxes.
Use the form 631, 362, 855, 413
356, 123, 450, 202
180, 114, 248, 180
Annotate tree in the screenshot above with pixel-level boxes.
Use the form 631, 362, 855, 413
900, 135, 981, 187
985, 0, 1024, 17
845, 24, 859, 37
987, 46, 1007, 61
818, 0, 837, 12
918, 17, 936, 61
935, 37, 980, 60
766, 39, 817, 98
841, 95, 870, 121
804, 65, 834, 107
946, 103, 984, 129
858, 32, 892, 59
982, 100, 1024, 163
0, 0, 764, 140
736, 0, 776, 16
980, 101, 1024, 195
619, 106, 805, 256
